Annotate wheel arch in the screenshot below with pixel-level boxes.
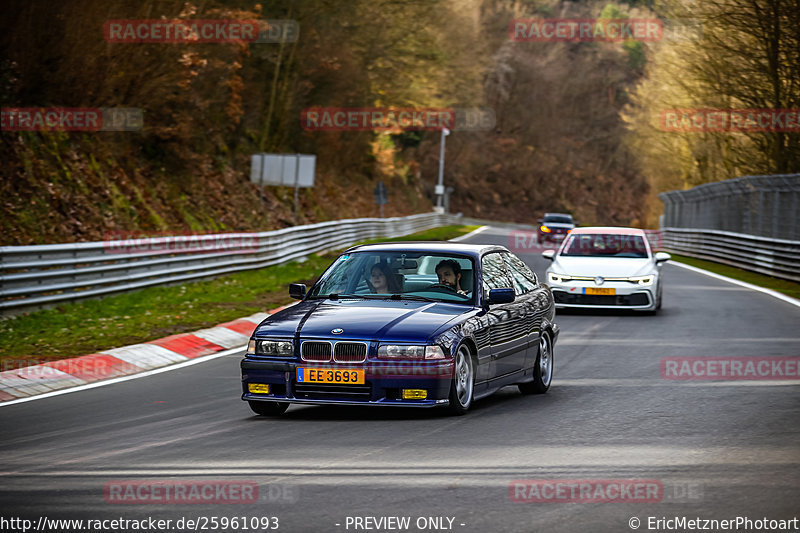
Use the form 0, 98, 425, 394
457, 337, 479, 365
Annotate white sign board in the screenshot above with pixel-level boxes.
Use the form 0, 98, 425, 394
250, 154, 316, 188
297, 155, 316, 187
250, 154, 263, 185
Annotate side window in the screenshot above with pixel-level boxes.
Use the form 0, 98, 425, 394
481, 252, 513, 294
505, 253, 538, 295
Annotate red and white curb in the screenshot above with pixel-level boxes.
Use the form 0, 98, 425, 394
0, 306, 293, 404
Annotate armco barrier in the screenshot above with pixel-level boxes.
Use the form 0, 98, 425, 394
1, 213, 457, 315
661, 227, 800, 283
659, 174, 800, 241
659, 175, 800, 283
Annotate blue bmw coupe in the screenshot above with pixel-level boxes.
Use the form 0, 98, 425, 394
241, 242, 559, 416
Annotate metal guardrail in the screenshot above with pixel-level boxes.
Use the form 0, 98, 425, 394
0, 213, 457, 315
661, 228, 800, 283
659, 174, 800, 241
659, 175, 800, 283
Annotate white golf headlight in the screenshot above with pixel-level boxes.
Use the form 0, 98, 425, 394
629, 275, 655, 285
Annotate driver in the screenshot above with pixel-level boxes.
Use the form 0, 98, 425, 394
435, 259, 467, 295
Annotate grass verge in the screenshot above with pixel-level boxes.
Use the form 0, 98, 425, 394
669, 253, 800, 300
0, 225, 480, 362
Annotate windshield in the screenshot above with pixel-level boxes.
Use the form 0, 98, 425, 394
308, 251, 476, 304
561, 234, 648, 258
543, 215, 573, 224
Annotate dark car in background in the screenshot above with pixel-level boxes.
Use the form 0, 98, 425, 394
538, 213, 576, 244
241, 242, 559, 416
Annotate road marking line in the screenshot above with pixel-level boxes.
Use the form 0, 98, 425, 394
449, 225, 489, 242
668, 261, 800, 309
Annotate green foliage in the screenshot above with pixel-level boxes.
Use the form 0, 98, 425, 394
599, 4, 626, 19
623, 40, 646, 70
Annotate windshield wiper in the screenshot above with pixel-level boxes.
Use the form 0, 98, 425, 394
389, 294, 438, 302
326, 293, 387, 300
311, 293, 441, 302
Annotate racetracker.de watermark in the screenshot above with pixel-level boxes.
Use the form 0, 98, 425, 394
103, 480, 252, 505
506, 230, 663, 254
510, 18, 663, 42
1, 108, 142, 132
509, 479, 704, 504
1, 358, 140, 380
660, 108, 800, 133
103, 480, 297, 504
661, 357, 800, 381
510, 479, 663, 503
103, 231, 259, 255
300, 107, 495, 132
298, 362, 454, 380
104, 19, 298, 43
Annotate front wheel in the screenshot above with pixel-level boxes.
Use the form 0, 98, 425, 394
248, 400, 289, 416
519, 331, 553, 395
447, 344, 475, 415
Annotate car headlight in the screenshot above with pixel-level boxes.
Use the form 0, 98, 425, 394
377, 345, 446, 360
629, 275, 655, 285
547, 272, 570, 283
540, 225, 551, 233
248, 339, 294, 356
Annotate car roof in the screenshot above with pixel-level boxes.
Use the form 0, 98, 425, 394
343, 241, 508, 258
543, 212, 573, 218
569, 226, 646, 235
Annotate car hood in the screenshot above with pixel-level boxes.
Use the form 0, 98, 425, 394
253, 299, 474, 343
549, 256, 655, 277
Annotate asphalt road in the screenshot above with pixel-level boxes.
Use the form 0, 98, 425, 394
1, 226, 799, 533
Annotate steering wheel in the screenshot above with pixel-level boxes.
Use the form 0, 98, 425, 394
426, 282, 457, 292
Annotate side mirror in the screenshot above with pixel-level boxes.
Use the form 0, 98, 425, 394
488, 287, 515, 305
289, 283, 307, 300
655, 252, 671, 264
542, 250, 556, 261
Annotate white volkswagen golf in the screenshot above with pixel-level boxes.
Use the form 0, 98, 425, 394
542, 227, 671, 313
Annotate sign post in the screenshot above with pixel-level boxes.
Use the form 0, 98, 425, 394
435, 127, 450, 213
373, 181, 388, 218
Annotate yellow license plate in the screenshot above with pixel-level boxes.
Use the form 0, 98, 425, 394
585, 287, 616, 295
297, 367, 365, 384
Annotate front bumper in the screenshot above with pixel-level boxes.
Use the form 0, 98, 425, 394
550, 281, 655, 310
241, 359, 454, 408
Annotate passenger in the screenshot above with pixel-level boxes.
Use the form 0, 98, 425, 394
435, 259, 467, 295
369, 263, 401, 293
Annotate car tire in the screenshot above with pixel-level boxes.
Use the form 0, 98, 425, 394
518, 331, 553, 395
447, 344, 475, 416
248, 400, 289, 416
